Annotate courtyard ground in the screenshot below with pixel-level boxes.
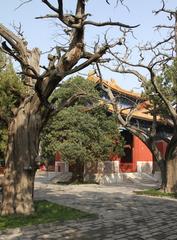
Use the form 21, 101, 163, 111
0, 173, 177, 240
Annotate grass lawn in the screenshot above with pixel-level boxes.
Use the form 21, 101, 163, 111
134, 188, 177, 198
0, 200, 96, 230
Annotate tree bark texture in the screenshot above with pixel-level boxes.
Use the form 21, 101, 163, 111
166, 156, 177, 192
165, 136, 177, 192
149, 141, 167, 189
1, 46, 42, 215
1, 100, 42, 215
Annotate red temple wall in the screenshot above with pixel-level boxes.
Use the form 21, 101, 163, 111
132, 136, 153, 162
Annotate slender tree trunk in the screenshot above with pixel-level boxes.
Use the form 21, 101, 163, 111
1, 100, 42, 215
158, 159, 166, 190
164, 133, 177, 192
166, 146, 177, 193
166, 157, 177, 192
71, 161, 84, 183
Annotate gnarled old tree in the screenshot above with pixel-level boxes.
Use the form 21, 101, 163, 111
95, 63, 168, 189
0, 0, 138, 215
100, 0, 177, 192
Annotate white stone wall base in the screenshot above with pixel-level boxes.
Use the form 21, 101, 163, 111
98, 173, 123, 185
137, 161, 153, 174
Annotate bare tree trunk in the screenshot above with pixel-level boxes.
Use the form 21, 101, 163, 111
166, 157, 177, 193
148, 140, 166, 189
1, 100, 41, 215
166, 139, 177, 192
166, 157, 177, 192
158, 159, 166, 189
70, 161, 84, 183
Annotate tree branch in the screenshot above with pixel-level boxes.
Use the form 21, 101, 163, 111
65, 41, 119, 76
149, 70, 177, 127
141, 35, 175, 51
15, 0, 32, 10
153, 0, 176, 16
42, 0, 59, 13
41, 92, 87, 126
35, 14, 58, 20
84, 20, 140, 28
95, 63, 146, 134
57, 0, 63, 18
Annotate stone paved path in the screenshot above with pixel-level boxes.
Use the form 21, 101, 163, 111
1, 174, 177, 239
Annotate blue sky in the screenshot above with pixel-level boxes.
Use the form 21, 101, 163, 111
0, 0, 177, 91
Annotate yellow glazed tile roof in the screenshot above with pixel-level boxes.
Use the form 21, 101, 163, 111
87, 72, 166, 123
88, 71, 142, 99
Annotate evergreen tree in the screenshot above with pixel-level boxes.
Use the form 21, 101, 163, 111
41, 77, 125, 181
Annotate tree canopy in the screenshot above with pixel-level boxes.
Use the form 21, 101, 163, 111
41, 76, 125, 166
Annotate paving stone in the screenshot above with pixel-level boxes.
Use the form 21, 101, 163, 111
1, 176, 177, 239
166, 236, 177, 240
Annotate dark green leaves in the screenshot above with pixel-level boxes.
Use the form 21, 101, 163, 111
41, 76, 124, 164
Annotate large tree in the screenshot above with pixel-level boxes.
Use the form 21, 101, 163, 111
95, 66, 168, 188
41, 76, 125, 182
100, 1, 177, 192
0, 0, 138, 215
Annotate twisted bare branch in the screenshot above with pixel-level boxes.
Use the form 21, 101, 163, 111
84, 20, 140, 29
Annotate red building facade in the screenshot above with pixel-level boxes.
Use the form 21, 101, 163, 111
53, 73, 171, 180
87, 72, 171, 175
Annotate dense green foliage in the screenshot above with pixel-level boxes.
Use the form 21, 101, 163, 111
41, 76, 124, 167
143, 59, 177, 119
0, 52, 25, 159
0, 200, 95, 230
